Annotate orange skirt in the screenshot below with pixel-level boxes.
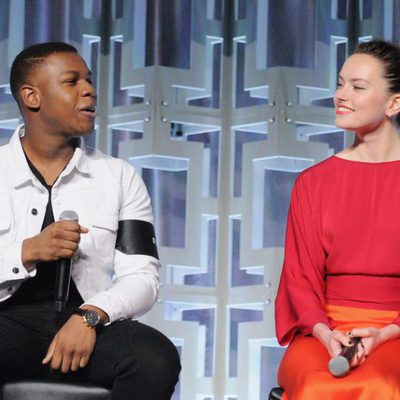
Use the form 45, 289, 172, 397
278, 305, 400, 400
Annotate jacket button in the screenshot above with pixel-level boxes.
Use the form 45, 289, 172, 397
31, 208, 38, 215
12, 267, 19, 274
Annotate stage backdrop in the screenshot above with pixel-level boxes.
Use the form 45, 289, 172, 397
0, 0, 398, 399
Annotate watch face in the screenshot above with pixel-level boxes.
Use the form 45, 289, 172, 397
84, 310, 101, 326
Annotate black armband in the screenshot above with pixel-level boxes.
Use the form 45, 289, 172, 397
115, 220, 159, 259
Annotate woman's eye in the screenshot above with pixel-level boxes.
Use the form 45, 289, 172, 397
336, 82, 343, 88
353, 86, 365, 90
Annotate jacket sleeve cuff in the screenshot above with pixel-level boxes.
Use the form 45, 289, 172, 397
297, 309, 332, 336
1, 242, 36, 281
82, 292, 122, 326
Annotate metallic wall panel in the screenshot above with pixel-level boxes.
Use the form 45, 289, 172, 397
0, 0, 394, 398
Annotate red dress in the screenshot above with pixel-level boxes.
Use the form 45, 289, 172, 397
275, 156, 400, 399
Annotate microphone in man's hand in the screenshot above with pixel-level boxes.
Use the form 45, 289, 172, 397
328, 337, 361, 377
54, 210, 79, 312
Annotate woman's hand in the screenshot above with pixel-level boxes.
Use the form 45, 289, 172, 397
349, 324, 400, 367
312, 323, 354, 358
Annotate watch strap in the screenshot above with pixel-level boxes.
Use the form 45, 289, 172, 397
72, 308, 103, 330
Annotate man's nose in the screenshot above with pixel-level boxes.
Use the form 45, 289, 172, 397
82, 81, 97, 98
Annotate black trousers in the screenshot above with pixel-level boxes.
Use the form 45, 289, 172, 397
0, 301, 181, 400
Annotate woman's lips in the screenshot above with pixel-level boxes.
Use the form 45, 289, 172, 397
336, 105, 354, 115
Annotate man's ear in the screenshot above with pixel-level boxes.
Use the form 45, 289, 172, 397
387, 94, 400, 118
20, 84, 40, 110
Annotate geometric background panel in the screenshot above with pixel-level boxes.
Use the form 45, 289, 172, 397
0, 1, 395, 398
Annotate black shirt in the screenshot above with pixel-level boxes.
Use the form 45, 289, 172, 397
3, 156, 83, 306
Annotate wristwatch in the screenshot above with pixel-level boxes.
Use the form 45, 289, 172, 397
73, 308, 103, 330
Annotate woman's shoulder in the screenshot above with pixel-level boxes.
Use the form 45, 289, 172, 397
288, 157, 346, 210
297, 156, 340, 182
292, 156, 351, 201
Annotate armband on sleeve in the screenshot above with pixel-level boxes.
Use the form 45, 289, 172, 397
115, 220, 159, 259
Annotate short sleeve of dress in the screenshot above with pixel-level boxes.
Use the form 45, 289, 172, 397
275, 173, 332, 345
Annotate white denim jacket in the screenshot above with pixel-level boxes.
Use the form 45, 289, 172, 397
0, 125, 160, 323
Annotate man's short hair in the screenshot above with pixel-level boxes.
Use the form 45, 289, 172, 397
10, 42, 78, 102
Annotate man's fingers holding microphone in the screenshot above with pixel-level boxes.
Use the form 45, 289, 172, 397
22, 221, 88, 265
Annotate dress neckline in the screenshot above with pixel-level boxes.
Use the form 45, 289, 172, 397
332, 155, 400, 165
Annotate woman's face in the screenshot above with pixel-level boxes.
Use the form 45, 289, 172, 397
334, 53, 393, 135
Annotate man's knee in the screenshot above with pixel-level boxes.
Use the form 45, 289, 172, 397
105, 322, 181, 383
130, 327, 181, 381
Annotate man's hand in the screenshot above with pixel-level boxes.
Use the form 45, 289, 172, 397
42, 315, 96, 373
22, 221, 88, 266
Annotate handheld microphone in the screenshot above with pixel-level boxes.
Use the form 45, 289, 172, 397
328, 337, 361, 377
54, 210, 79, 312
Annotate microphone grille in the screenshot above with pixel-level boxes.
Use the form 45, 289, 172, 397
328, 355, 350, 377
59, 210, 79, 222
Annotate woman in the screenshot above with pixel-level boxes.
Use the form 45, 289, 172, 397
275, 39, 400, 399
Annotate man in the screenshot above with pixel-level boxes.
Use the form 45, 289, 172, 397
0, 42, 180, 399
